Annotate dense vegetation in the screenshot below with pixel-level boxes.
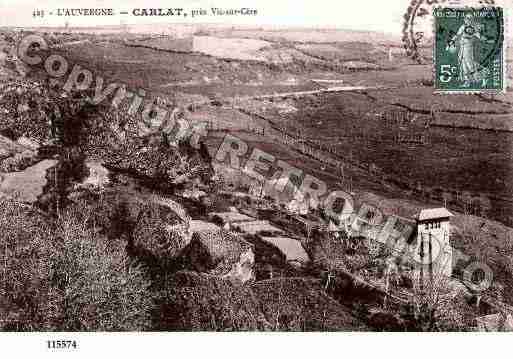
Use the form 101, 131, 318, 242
0, 200, 152, 331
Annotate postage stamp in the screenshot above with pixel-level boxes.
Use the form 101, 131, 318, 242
433, 6, 506, 93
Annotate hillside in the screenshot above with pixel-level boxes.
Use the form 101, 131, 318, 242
0, 27, 512, 331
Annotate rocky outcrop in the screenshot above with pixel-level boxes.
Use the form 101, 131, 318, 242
0, 149, 38, 172
0, 134, 39, 172
132, 198, 192, 263
0, 159, 57, 203
79, 161, 110, 190
0, 134, 28, 158
181, 220, 255, 284
16, 136, 40, 151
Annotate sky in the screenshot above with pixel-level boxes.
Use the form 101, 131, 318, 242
0, 0, 511, 35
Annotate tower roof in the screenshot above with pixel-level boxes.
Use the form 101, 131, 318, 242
415, 208, 454, 221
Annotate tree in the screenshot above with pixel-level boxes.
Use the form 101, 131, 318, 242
401, 271, 473, 331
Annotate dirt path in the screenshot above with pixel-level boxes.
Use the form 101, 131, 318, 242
189, 85, 397, 108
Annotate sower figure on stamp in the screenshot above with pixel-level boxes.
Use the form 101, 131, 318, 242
448, 14, 491, 87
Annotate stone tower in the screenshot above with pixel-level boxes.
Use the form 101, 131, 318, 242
414, 207, 454, 284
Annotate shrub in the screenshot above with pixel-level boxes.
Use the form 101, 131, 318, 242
159, 271, 363, 331
399, 274, 475, 331
0, 201, 54, 330
253, 277, 365, 331
0, 200, 153, 331
158, 271, 268, 331
48, 208, 153, 331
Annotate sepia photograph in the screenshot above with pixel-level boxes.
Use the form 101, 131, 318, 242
0, 0, 512, 356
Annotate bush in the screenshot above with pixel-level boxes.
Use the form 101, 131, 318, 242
252, 277, 363, 331
158, 271, 266, 331
0, 200, 153, 331
0, 201, 54, 330
158, 271, 364, 331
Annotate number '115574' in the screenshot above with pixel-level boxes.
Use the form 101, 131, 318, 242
47, 340, 78, 349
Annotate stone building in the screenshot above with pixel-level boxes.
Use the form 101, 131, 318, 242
413, 207, 454, 283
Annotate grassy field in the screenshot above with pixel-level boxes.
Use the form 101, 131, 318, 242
210, 28, 401, 45
25, 31, 512, 226
50, 41, 326, 101
256, 92, 512, 225
133, 36, 272, 62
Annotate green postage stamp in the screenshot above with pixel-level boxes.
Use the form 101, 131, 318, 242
434, 7, 506, 93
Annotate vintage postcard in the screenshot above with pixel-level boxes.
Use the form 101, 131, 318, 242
0, 0, 512, 356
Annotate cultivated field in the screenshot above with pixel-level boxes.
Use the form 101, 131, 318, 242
40, 29, 512, 227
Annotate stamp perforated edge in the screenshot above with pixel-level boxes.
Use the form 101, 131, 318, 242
431, 5, 508, 94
